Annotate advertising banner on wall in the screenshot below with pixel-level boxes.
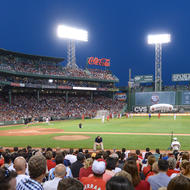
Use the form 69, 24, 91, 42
133, 106, 148, 113
135, 91, 176, 106
182, 91, 190, 105
115, 93, 127, 101
172, 73, 190, 81
134, 75, 153, 83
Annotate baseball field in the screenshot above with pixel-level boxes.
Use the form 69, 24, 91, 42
0, 116, 190, 150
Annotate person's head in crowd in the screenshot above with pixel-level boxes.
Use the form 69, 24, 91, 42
182, 152, 190, 161
106, 176, 134, 190
95, 152, 103, 159
46, 147, 52, 152
55, 164, 66, 179
91, 152, 96, 159
180, 160, 189, 174
126, 157, 136, 164
135, 150, 140, 156
158, 159, 169, 172
155, 148, 160, 154
0, 167, 17, 190
146, 147, 150, 152
106, 150, 111, 157
120, 153, 125, 161
41, 148, 46, 153
92, 160, 106, 177
106, 157, 117, 171
77, 153, 85, 162
11, 152, 19, 163
167, 157, 177, 170
114, 170, 132, 183
123, 162, 141, 187
116, 151, 122, 158
78, 148, 83, 153
55, 154, 64, 165
13, 157, 27, 175
28, 155, 46, 183
144, 152, 152, 160
84, 158, 93, 169
122, 148, 126, 153
127, 153, 138, 161
45, 151, 53, 160
167, 175, 190, 190
110, 153, 119, 160
13, 147, 18, 152
180, 161, 190, 177
3, 153, 12, 165
26, 146, 32, 152
57, 178, 83, 190
52, 151, 56, 159
147, 155, 156, 167
152, 162, 159, 174
69, 148, 74, 154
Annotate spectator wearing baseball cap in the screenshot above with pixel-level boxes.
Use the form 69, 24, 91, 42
80, 160, 106, 190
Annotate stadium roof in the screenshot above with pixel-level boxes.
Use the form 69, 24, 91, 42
0, 48, 65, 63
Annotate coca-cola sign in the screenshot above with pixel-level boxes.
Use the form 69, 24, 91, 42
88, 57, 110, 67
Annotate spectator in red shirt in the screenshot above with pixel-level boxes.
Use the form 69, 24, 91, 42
80, 160, 106, 190
124, 161, 150, 190
167, 157, 179, 177
46, 151, 56, 171
79, 158, 93, 180
143, 155, 156, 178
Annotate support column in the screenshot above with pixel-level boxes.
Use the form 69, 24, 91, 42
8, 89, 12, 104
91, 91, 93, 102
37, 90, 40, 103
112, 91, 114, 101
66, 91, 69, 104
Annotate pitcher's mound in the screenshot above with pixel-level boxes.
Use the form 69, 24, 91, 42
53, 135, 91, 141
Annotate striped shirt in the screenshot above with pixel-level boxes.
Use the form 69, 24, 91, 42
16, 177, 43, 190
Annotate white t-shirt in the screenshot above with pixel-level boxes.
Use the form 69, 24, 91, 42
43, 177, 62, 190
171, 141, 181, 151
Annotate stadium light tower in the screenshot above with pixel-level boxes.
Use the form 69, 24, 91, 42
57, 25, 88, 68
148, 34, 171, 91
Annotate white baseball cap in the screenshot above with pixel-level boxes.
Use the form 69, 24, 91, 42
173, 137, 177, 141
92, 160, 106, 175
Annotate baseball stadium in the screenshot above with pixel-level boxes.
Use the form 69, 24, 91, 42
1, 2, 190, 189
0, 47, 190, 151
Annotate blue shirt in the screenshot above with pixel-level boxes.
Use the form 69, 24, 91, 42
148, 172, 170, 190
17, 178, 43, 190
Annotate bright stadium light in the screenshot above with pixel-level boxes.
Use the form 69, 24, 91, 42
147, 33, 171, 91
148, 34, 171, 44
57, 24, 88, 68
57, 25, 88, 42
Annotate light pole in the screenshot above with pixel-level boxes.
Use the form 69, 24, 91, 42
57, 25, 88, 68
148, 34, 171, 91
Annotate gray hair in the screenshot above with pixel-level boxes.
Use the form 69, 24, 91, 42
167, 157, 176, 170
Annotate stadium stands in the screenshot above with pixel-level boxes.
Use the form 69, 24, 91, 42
0, 146, 189, 190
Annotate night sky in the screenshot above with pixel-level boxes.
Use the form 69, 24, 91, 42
0, 0, 190, 86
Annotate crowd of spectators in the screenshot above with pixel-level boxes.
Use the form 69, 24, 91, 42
0, 146, 190, 190
0, 75, 115, 88
0, 94, 125, 121
0, 55, 118, 81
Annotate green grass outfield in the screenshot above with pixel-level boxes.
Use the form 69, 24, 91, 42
0, 116, 190, 150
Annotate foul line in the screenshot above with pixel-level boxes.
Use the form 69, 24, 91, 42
57, 131, 190, 136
